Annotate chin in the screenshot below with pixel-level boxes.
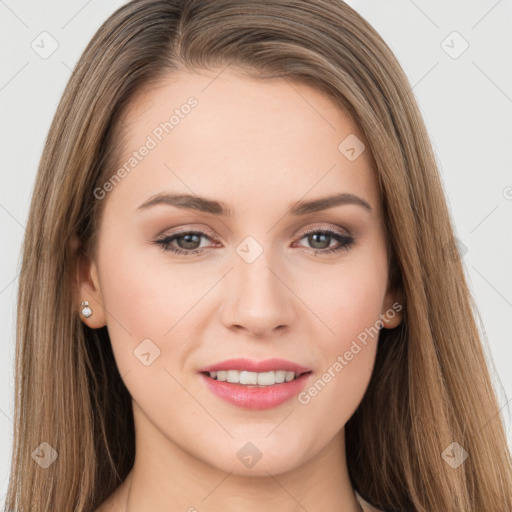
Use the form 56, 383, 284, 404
202, 438, 312, 477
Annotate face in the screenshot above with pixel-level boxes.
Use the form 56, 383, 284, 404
78, 68, 402, 477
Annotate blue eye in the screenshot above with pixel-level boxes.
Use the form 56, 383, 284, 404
154, 228, 355, 256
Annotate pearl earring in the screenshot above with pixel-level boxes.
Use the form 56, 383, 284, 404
80, 301, 93, 318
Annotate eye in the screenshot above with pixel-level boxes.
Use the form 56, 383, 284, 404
154, 230, 217, 256
153, 226, 355, 256
294, 227, 355, 255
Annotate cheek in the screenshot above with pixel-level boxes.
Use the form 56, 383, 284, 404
96, 254, 203, 424
299, 259, 387, 411
298, 293, 381, 432
96, 241, 220, 371
95, 244, 166, 368
306, 257, 388, 350
335, 277, 385, 349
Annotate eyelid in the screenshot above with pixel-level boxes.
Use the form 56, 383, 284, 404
157, 222, 351, 242
156, 224, 217, 239
296, 224, 350, 238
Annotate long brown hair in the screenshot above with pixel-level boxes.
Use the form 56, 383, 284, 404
6, 1, 512, 510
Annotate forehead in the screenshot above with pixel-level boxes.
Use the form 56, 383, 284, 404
123, 68, 363, 146
108, 69, 380, 216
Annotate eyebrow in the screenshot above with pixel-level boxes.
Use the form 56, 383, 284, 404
135, 192, 373, 216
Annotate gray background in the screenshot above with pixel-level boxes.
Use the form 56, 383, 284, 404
1, 0, 511, 504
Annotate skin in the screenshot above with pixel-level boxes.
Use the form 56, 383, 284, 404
77, 68, 402, 512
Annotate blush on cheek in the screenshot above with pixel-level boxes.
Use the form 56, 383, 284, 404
332, 297, 384, 347
318, 299, 383, 393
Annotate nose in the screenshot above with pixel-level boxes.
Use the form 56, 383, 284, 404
220, 249, 296, 338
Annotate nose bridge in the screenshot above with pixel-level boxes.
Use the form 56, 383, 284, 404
222, 235, 294, 335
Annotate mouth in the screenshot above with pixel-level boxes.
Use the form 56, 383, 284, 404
201, 369, 311, 387
197, 358, 313, 409
199, 365, 313, 410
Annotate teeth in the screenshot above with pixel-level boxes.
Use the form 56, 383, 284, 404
240, 371, 258, 385
208, 370, 301, 385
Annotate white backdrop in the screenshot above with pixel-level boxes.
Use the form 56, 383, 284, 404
1, 0, 511, 504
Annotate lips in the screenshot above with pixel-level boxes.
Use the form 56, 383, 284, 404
200, 372, 311, 410
197, 357, 311, 374
198, 358, 313, 410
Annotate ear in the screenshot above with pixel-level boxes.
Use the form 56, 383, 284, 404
70, 234, 107, 329
380, 285, 404, 329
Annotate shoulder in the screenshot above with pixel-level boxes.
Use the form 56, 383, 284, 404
93, 494, 124, 512
357, 492, 385, 512
93, 477, 130, 512
92, 502, 110, 512
93, 503, 119, 512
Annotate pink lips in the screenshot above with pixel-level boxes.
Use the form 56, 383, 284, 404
198, 357, 311, 374
198, 358, 312, 410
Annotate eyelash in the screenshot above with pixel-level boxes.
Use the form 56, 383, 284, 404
154, 227, 355, 257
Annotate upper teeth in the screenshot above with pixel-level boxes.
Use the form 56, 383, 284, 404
209, 370, 299, 386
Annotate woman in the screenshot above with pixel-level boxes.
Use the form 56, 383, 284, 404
6, 1, 512, 511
